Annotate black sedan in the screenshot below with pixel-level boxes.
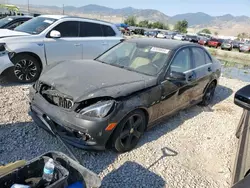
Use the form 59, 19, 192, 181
0, 16, 32, 30
29, 38, 221, 153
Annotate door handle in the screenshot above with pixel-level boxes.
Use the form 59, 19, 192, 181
208, 67, 212, 72
74, 43, 81, 46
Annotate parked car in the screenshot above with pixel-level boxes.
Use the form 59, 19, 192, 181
198, 37, 209, 46
232, 40, 244, 49
221, 40, 233, 51
144, 30, 158, 37
157, 32, 171, 39
231, 85, 250, 188
207, 38, 223, 48
0, 15, 122, 83
173, 34, 185, 41
29, 38, 221, 153
0, 16, 32, 30
185, 35, 199, 43
239, 43, 250, 53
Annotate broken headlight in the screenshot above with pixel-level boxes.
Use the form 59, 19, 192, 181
79, 100, 115, 118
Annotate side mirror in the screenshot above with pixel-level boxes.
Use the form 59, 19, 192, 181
234, 85, 250, 110
166, 71, 186, 81
50, 30, 61, 38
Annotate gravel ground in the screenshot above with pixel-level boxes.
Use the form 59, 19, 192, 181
0, 76, 247, 188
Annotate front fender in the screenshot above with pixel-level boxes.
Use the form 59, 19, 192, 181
6, 42, 46, 65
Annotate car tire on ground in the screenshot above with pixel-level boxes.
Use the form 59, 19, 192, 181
112, 110, 147, 153
199, 81, 216, 106
10, 54, 42, 83
221, 48, 224, 50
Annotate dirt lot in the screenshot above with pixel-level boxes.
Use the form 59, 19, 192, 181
0, 76, 247, 188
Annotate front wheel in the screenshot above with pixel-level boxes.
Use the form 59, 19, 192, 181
11, 54, 42, 83
199, 82, 216, 106
112, 110, 147, 153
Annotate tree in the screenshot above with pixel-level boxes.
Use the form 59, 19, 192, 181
138, 20, 149, 28
163, 24, 170, 30
152, 21, 164, 29
174, 20, 188, 33
199, 28, 211, 34
124, 16, 136, 26
150, 21, 169, 30
214, 31, 218, 36
237, 32, 248, 39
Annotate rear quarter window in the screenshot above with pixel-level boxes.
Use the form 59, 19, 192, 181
205, 52, 213, 64
102, 25, 116, 36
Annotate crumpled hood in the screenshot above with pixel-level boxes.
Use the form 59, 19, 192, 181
0, 29, 30, 38
40, 60, 157, 102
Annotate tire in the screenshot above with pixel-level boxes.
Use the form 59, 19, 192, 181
221, 48, 224, 50
11, 54, 42, 83
199, 81, 216, 106
112, 110, 147, 153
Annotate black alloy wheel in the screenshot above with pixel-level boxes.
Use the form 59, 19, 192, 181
112, 110, 146, 153
200, 82, 216, 106
12, 54, 41, 83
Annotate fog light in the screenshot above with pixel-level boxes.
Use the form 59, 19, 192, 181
76, 131, 90, 141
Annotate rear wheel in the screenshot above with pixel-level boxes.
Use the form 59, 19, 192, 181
11, 54, 42, 83
199, 82, 216, 106
112, 110, 146, 153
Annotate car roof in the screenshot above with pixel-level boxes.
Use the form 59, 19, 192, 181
6, 15, 33, 19
38, 15, 114, 24
39, 15, 69, 19
127, 38, 194, 50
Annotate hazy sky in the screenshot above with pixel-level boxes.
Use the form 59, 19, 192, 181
8, 0, 250, 16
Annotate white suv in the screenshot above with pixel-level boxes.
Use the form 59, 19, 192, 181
0, 15, 123, 83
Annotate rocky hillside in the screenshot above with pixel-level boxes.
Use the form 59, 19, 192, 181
19, 4, 250, 35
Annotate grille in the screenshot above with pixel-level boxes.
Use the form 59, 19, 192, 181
54, 96, 74, 109
40, 84, 74, 109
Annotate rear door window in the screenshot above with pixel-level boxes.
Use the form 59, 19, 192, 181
192, 47, 207, 68
80, 22, 103, 37
204, 52, 213, 64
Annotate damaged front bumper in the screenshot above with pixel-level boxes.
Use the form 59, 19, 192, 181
29, 87, 114, 150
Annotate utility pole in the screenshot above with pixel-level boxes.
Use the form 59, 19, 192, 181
62, 4, 64, 15
27, 0, 30, 13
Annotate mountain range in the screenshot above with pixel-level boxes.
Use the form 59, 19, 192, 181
19, 4, 250, 36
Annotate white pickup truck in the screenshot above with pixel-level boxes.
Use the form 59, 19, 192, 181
0, 15, 123, 83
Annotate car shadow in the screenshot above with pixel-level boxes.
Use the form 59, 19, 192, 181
101, 161, 166, 187
0, 75, 32, 88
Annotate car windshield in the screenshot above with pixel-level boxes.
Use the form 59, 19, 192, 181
14, 17, 57, 34
0, 17, 14, 27
96, 41, 170, 76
